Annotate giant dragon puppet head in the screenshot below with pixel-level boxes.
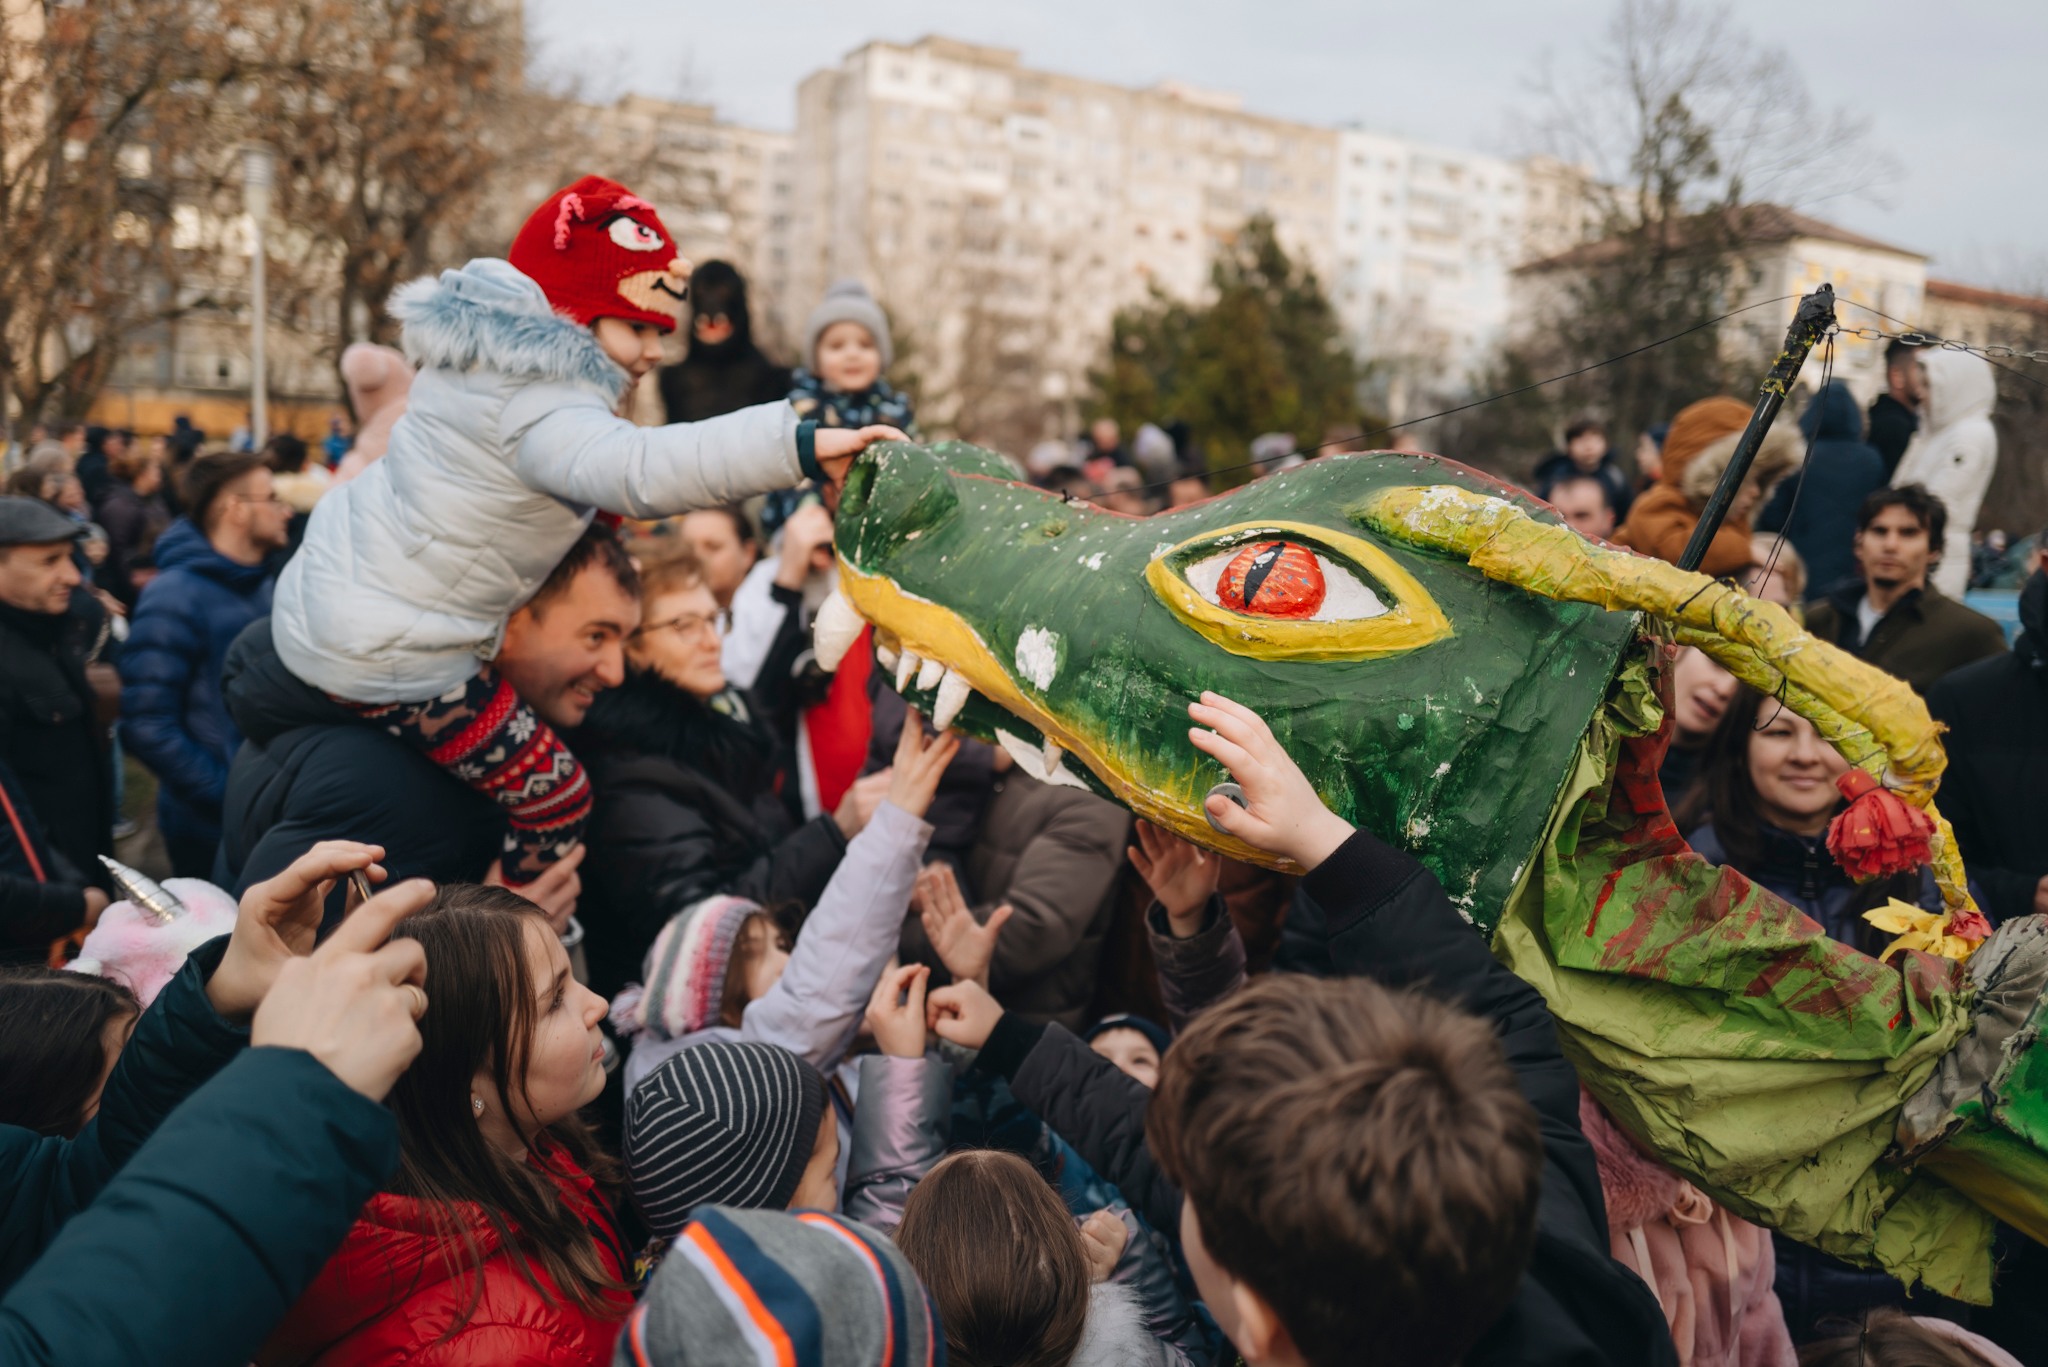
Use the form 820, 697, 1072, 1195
811, 439, 1978, 935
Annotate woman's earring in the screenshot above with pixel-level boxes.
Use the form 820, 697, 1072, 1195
471, 1095, 485, 1117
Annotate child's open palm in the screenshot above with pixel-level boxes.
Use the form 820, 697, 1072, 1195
914, 862, 1011, 988
1128, 821, 1219, 933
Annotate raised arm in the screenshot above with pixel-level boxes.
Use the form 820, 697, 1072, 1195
508, 394, 807, 518
740, 720, 953, 1071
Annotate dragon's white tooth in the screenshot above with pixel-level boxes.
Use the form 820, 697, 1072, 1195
932, 669, 973, 731
811, 589, 862, 673
876, 643, 900, 671
1042, 754, 1090, 791
995, 729, 1050, 779
1042, 739, 1064, 772
895, 651, 921, 693
916, 656, 946, 692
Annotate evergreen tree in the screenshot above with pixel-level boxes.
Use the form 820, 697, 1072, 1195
1091, 216, 1365, 484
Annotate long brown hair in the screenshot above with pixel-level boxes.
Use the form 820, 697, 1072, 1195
1672, 689, 1914, 953
386, 885, 626, 1332
895, 1149, 1090, 1367
0, 967, 138, 1136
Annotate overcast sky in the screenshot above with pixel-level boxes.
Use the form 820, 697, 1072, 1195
526, 0, 2047, 290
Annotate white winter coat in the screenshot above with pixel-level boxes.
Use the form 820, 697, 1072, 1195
1894, 348, 1998, 599
273, 258, 805, 702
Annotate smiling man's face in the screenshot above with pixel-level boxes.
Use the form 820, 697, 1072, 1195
494, 560, 638, 729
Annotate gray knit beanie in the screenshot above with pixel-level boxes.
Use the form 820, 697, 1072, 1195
626, 1041, 828, 1241
619, 1206, 942, 1367
803, 279, 893, 371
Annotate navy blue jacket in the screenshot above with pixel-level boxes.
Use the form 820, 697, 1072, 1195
1686, 822, 1949, 954
118, 521, 274, 844
219, 618, 503, 904
1758, 382, 1883, 599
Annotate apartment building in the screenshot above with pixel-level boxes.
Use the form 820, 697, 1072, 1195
783, 36, 1342, 447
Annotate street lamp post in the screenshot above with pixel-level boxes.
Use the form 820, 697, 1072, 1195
242, 144, 274, 447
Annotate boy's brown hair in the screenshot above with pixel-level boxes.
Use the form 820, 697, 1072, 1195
1148, 973, 1544, 1367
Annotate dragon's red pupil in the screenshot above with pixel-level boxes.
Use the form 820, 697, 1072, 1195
1216, 541, 1325, 618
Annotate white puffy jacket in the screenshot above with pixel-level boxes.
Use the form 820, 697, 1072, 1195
273, 258, 805, 702
1894, 348, 1998, 599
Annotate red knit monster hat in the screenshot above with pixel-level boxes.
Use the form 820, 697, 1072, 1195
508, 175, 688, 332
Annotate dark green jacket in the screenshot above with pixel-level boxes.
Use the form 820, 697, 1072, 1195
1805, 583, 2007, 696
0, 1046, 397, 1367
0, 935, 245, 1290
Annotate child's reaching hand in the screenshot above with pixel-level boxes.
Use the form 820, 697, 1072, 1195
1128, 821, 1220, 936
925, 978, 1004, 1050
914, 862, 1012, 989
1188, 690, 1355, 872
865, 962, 931, 1058
886, 709, 961, 819
1078, 1209, 1129, 1285
814, 424, 908, 485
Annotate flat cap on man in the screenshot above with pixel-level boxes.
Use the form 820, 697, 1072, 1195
0, 495, 86, 547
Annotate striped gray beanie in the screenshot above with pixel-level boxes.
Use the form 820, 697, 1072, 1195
626, 1040, 828, 1241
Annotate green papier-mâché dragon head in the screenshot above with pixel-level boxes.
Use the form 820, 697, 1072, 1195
810, 439, 2048, 1303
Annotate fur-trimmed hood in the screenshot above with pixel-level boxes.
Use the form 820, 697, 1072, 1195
1074, 1280, 1176, 1367
389, 257, 628, 400
1677, 421, 1802, 504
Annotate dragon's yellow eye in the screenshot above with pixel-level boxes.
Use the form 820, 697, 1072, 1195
1145, 521, 1451, 662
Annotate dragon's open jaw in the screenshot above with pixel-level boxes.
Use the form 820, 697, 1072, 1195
812, 558, 1278, 863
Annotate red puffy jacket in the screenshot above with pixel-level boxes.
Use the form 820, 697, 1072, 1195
258, 1143, 632, 1366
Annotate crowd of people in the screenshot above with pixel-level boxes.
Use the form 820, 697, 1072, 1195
0, 169, 2043, 1367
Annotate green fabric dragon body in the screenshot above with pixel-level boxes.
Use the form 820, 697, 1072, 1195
812, 440, 2048, 1302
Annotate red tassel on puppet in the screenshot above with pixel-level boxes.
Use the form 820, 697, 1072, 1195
1826, 768, 1934, 880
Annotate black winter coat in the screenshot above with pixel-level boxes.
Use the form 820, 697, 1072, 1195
1928, 571, 2048, 923
656, 263, 791, 425
0, 592, 113, 906
0, 935, 246, 1290
218, 618, 502, 902
0, 758, 95, 963
574, 666, 846, 997
981, 828, 1678, 1367
1758, 381, 1884, 598
0, 1044, 395, 1367
1867, 392, 1918, 480
0, 758, 92, 959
